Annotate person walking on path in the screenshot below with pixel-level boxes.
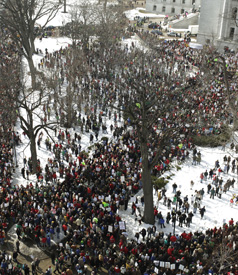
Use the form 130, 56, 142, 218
200, 173, 204, 183
16, 240, 20, 253
199, 206, 206, 219
172, 182, 177, 193
210, 188, 215, 199
21, 167, 25, 179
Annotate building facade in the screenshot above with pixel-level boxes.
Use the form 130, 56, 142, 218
197, 0, 238, 51
146, 0, 201, 16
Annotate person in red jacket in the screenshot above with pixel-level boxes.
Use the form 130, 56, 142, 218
167, 246, 174, 256
110, 234, 115, 244
114, 265, 120, 273
41, 236, 47, 247
229, 218, 234, 226
123, 246, 128, 255
170, 235, 177, 243
181, 231, 187, 239
62, 224, 67, 235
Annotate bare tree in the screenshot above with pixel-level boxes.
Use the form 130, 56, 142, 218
216, 56, 238, 131
0, 37, 20, 132
0, 54, 57, 174
108, 34, 232, 223
209, 234, 238, 273
199, 46, 238, 132
0, 0, 62, 88
96, 4, 127, 50
66, 0, 97, 51
115, 51, 183, 224
54, 47, 89, 128
18, 88, 57, 173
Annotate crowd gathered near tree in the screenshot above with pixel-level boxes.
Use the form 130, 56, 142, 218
1, 1, 238, 274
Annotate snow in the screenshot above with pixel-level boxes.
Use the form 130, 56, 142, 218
35, 36, 72, 53
124, 7, 166, 20
14, 34, 238, 244
13, 4, 238, 245
37, 5, 167, 27
36, 0, 112, 27
118, 145, 238, 240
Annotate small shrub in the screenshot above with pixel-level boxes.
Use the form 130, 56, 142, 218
192, 126, 231, 147
94, 142, 100, 148
152, 176, 169, 190
80, 151, 89, 157
138, 9, 151, 14
176, 165, 181, 171
101, 137, 109, 142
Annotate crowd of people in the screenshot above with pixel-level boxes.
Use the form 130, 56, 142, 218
0, 125, 238, 275
1, 14, 238, 275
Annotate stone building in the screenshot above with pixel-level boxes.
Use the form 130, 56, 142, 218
146, 0, 201, 15
197, 0, 238, 51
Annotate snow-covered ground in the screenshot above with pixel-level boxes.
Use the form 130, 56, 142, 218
119, 145, 238, 240
13, 2, 237, 245
13, 34, 238, 244
124, 7, 166, 20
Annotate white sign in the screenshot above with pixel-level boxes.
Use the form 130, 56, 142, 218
108, 225, 113, 233
170, 264, 176, 270
179, 264, 184, 271
119, 221, 126, 230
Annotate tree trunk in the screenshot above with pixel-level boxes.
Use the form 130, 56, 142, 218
103, 0, 107, 12
29, 131, 37, 174
141, 142, 155, 225
231, 109, 238, 131
66, 106, 72, 128
27, 57, 36, 90
63, 0, 67, 13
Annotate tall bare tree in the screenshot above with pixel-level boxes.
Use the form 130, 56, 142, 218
66, 0, 97, 51
208, 233, 238, 273
0, 49, 57, 174
199, 46, 238, 131
0, 0, 62, 88
115, 51, 183, 224
110, 39, 231, 223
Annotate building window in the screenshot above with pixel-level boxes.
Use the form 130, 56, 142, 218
230, 27, 235, 39
162, 6, 166, 12
173, 0, 176, 2
182, 0, 185, 3
181, 8, 184, 14
171, 7, 175, 13
232, 8, 237, 20
153, 5, 157, 11
192, 0, 195, 4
